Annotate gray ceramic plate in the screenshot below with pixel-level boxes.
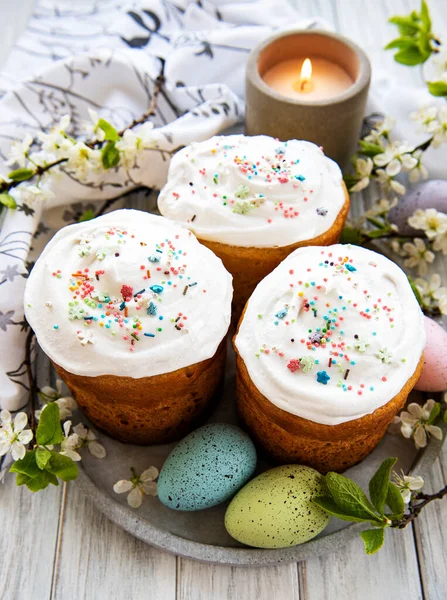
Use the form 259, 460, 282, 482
72, 340, 446, 567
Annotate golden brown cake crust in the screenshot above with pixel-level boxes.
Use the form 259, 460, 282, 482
54, 338, 227, 445
234, 350, 423, 474
199, 182, 350, 321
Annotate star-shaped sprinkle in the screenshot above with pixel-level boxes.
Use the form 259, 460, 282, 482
316, 370, 331, 385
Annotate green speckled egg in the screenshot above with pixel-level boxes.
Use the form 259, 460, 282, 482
225, 465, 330, 548
158, 423, 257, 511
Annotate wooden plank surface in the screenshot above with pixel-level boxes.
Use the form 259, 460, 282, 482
1, 1, 447, 600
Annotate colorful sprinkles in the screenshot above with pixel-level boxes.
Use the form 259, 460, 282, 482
51, 225, 199, 352
254, 248, 407, 396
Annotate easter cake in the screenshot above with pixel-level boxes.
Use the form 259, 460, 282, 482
158, 134, 350, 319
24, 209, 232, 445
234, 243, 425, 472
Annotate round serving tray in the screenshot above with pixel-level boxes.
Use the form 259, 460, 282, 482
72, 341, 446, 567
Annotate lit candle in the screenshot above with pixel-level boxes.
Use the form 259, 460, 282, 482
263, 57, 354, 102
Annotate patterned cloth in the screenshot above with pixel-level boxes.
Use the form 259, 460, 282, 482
0, 0, 324, 410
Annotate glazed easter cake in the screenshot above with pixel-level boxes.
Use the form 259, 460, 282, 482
158, 134, 350, 318
234, 243, 425, 472
24, 209, 232, 444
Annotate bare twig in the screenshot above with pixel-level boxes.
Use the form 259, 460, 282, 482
24, 327, 37, 437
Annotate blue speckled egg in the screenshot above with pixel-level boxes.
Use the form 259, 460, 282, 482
388, 180, 447, 235
157, 423, 257, 511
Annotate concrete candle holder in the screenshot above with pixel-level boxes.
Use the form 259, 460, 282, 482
245, 29, 371, 169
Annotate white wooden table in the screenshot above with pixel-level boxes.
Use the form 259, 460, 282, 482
1, 1, 447, 599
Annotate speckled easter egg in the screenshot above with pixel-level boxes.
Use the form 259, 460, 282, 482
224, 465, 330, 549
157, 423, 257, 511
415, 316, 447, 392
388, 180, 447, 235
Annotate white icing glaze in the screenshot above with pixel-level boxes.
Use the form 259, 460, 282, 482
24, 210, 232, 378
235, 244, 425, 425
157, 135, 345, 248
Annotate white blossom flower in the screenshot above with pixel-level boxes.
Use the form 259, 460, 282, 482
415, 273, 447, 307
66, 143, 102, 182
408, 208, 447, 239
60, 421, 82, 462
115, 129, 142, 170
0, 410, 33, 460
113, 466, 158, 508
430, 46, 447, 81
373, 141, 417, 176
375, 168, 406, 195
402, 238, 435, 276
350, 157, 373, 192
364, 197, 398, 221
433, 230, 447, 255
6, 134, 33, 167
389, 239, 406, 257
393, 470, 425, 504
408, 149, 428, 183
37, 114, 74, 156
431, 107, 447, 148
19, 184, 55, 207
411, 105, 440, 133
364, 116, 395, 143
37, 379, 77, 420
397, 399, 443, 449
438, 294, 447, 316
72, 423, 106, 458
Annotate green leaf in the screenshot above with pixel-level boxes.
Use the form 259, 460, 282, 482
79, 208, 95, 222
47, 451, 78, 482
101, 141, 120, 169
417, 30, 432, 56
427, 81, 447, 97
313, 497, 377, 523
10, 451, 40, 478
26, 470, 59, 492
358, 140, 384, 157
367, 229, 389, 239
384, 37, 419, 50
15, 472, 31, 486
420, 0, 431, 31
386, 482, 405, 519
444, 409, 447, 425
394, 47, 426, 66
340, 226, 363, 245
369, 458, 397, 514
0, 193, 17, 209
36, 403, 64, 446
325, 472, 383, 523
35, 446, 52, 469
7, 168, 34, 182
97, 118, 119, 142
388, 16, 420, 36
360, 528, 385, 554
407, 275, 424, 308
428, 402, 441, 425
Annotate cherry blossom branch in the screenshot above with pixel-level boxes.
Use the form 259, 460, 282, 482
0, 158, 68, 193
393, 486, 447, 528
85, 68, 165, 149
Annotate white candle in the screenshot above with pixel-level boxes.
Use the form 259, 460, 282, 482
263, 57, 354, 102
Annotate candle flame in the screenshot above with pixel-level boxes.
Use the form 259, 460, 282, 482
300, 58, 312, 83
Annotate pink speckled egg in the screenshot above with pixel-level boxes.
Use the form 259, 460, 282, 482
415, 316, 447, 392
